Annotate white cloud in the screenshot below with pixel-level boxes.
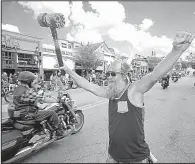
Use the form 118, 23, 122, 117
113, 48, 120, 54
18, 1, 71, 26
70, 1, 126, 30
2, 24, 20, 33
19, 1, 191, 58
139, 19, 154, 31
108, 21, 173, 57
70, 29, 103, 44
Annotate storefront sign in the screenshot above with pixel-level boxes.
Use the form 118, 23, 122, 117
2, 35, 20, 50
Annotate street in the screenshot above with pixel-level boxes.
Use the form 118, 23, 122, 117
2, 77, 195, 163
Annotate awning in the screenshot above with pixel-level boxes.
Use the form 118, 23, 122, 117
43, 56, 75, 70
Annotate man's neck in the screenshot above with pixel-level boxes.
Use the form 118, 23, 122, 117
115, 81, 130, 99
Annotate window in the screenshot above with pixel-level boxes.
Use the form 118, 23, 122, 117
2, 51, 15, 66
61, 43, 67, 48
100, 61, 104, 66
68, 44, 72, 49
18, 53, 36, 65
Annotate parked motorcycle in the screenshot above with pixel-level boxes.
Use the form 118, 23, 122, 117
2, 86, 14, 103
1, 91, 84, 163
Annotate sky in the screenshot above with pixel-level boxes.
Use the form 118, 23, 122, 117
2, 1, 195, 59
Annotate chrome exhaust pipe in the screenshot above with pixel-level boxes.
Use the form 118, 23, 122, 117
3, 138, 56, 163
3, 145, 35, 163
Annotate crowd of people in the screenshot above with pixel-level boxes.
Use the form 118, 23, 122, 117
2, 72, 19, 92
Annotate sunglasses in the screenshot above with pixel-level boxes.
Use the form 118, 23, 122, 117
106, 72, 120, 77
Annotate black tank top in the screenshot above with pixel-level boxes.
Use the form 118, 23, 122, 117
108, 85, 150, 162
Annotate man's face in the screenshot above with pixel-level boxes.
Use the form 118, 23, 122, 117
31, 78, 41, 91
106, 64, 127, 99
106, 60, 124, 84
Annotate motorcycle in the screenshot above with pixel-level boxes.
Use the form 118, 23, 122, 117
1, 91, 84, 163
161, 79, 168, 89
2, 86, 14, 103
172, 76, 178, 82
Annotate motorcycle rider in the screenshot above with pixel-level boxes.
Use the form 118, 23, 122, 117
166, 74, 170, 86
161, 74, 169, 87
10, 71, 64, 139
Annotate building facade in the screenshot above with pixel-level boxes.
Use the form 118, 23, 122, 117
42, 39, 81, 80
132, 54, 149, 75
1, 30, 43, 75
42, 40, 116, 79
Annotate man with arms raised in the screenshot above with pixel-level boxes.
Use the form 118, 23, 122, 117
60, 31, 194, 163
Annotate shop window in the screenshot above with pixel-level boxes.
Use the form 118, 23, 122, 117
18, 53, 36, 65
61, 43, 67, 48
100, 61, 104, 66
68, 44, 72, 49
2, 51, 15, 67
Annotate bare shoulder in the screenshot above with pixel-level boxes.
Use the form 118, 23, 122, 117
127, 81, 144, 108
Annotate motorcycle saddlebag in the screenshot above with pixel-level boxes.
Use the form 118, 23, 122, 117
1, 130, 23, 162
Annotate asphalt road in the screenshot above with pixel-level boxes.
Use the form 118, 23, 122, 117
2, 77, 195, 163
1, 87, 107, 118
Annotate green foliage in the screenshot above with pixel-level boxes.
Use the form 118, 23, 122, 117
146, 56, 161, 69
180, 61, 188, 69
73, 44, 103, 71
185, 53, 195, 62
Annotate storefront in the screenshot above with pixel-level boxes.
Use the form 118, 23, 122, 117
42, 45, 75, 81
1, 30, 43, 76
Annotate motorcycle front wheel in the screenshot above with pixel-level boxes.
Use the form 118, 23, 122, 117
72, 110, 84, 135
4, 91, 13, 103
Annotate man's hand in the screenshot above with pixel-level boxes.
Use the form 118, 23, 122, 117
134, 31, 194, 94
173, 31, 195, 52
59, 64, 69, 71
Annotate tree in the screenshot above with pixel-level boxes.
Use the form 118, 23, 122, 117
191, 62, 195, 69
73, 44, 103, 76
174, 62, 182, 71
146, 56, 161, 72
185, 53, 195, 69
181, 61, 188, 69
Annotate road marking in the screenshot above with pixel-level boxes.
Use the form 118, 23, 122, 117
1, 100, 108, 120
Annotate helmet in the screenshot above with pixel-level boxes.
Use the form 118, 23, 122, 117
18, 71, 36, 82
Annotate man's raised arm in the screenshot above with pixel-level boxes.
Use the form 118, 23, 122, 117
60, 66, 108, 98
135, 31, 195, 94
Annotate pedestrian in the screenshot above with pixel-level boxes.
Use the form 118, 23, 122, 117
60, 31, 194, 163
56, 71, 63, 91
